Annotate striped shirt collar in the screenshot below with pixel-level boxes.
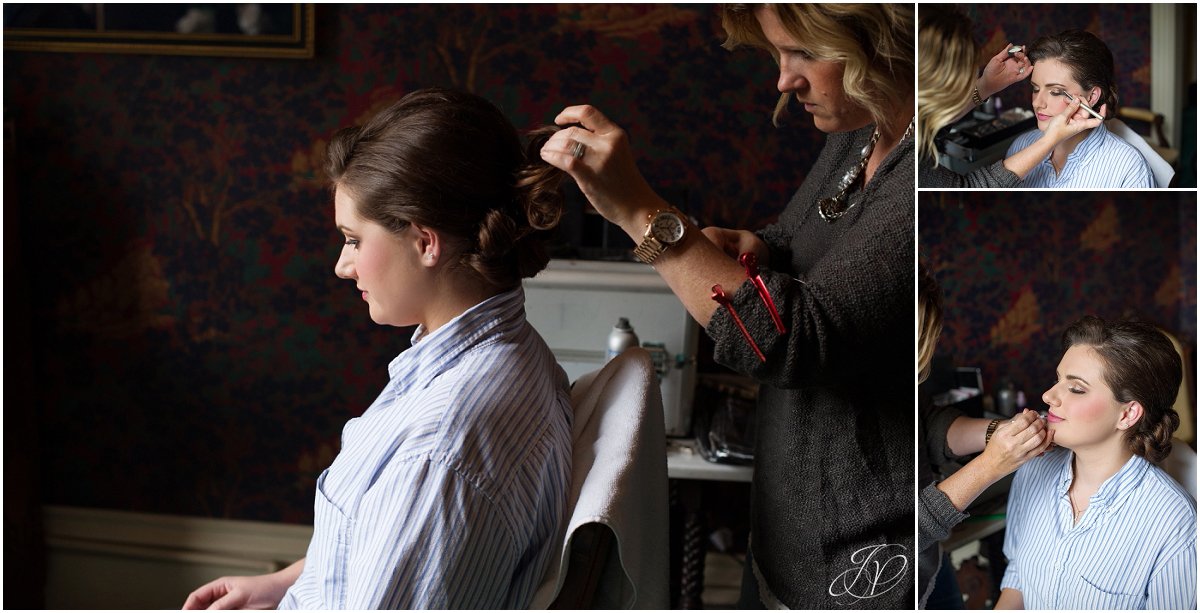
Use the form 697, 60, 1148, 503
1056, 450, 1150, 514
387, 286, 526, 385
1047, 121, 1109, 172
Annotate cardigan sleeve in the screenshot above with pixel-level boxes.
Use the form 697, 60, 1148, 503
705, 183, 913, 389
918, 154, 1021, 188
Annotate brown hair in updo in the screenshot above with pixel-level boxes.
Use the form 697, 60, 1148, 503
1028, 29, 1118, 119
326, 87, 565, 290
1061, 316, 1182, 463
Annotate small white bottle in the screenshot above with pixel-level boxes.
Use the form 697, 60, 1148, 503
606, 317, 640, 362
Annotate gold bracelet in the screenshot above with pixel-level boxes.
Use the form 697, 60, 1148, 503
971, 86, 988, 107
985, 419, 1002, 446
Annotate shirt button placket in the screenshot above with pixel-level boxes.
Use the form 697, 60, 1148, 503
1052, 538, 1067, 609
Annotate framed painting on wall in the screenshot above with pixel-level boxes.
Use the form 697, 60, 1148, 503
3, 4, 315, 59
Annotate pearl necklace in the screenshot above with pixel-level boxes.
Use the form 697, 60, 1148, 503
818, 118, 915, 223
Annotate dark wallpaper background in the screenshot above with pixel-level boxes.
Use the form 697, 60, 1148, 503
4, 4, 819, 523
920, 193, 1197, 426
958, 4, 1152, 112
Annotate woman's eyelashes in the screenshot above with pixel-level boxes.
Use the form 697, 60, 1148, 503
1031, 86, 1068, 97
1054, 375, 1086, 395
344, 238, 360, 249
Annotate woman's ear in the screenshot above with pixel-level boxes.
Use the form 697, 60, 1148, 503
409, 223, 441, 267
1086, 86, 1102, 108
1116, 401, 1144, 431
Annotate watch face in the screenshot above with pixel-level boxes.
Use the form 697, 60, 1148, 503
650, 212, 685, 244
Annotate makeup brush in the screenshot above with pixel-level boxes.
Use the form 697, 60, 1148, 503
1061, 92, 1105, 121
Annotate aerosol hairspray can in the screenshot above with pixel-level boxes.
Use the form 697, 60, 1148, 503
606, 317, 639, 362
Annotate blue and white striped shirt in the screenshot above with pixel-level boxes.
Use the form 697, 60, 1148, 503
280, 287, 573, 609
1001, 447, 1196, 609
1006, 121, 1157, 188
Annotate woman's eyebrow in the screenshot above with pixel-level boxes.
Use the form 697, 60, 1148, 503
1043, 82, 1068, 88
1065, 374, 1090, 385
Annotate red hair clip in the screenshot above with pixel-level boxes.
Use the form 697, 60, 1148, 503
739, 252, 786, 334
711, 284, 766, 362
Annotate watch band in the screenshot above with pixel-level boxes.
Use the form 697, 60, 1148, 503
633, 235, 667, 264
985, 419, 1002, 446
971, 86, 988, 107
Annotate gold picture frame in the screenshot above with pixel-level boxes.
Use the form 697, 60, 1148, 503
4, 4, 314, 59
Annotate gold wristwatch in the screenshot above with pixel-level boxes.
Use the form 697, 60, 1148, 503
633, 209, 687, 264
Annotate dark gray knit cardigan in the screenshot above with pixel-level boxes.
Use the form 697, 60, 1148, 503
917, 153, 1020, 188
707, 125, 914, 609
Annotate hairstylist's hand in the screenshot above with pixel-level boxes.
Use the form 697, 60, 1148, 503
701, 227, 769, 264
182, 572, 291, 610
540, 105, 666, 230
1043, 98, 1106, 143
978, 409, 1054, 480
977, 42, 1031, 99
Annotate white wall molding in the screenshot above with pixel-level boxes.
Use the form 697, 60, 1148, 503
43, 505, 311, 609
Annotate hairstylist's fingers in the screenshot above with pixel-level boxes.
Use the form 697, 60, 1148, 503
990, 42, 1014, 63
1070, 102, 1105, 128
554, 104, 619, 134
700, 227, 741, 258
1012, 409, 1038, 426
1007, 410, 1040, 433
1010, 420, 1043, 445
540, 127, 600, 173
1018, 427, 1048, 452
1036, 428, 1056, 456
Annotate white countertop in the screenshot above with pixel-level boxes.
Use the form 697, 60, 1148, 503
666, 439, 753, 482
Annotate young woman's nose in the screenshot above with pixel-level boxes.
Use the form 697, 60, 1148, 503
334, 250, 355, 280
1042, 385, 1058, 407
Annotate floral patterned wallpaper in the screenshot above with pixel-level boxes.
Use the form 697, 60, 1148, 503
5, 5, 819, 522
920, 192, 1196, 426
955, 4, 1152, 112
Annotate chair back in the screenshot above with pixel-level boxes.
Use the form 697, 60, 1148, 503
532, 348, 669, 609
1108, 118, 1175, 187
1160, 439, 1197, 499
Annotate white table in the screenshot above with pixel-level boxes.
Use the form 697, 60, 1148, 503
666, 438, 753, 482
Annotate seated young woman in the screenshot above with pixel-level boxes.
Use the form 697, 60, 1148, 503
183, 88, 573, 609
1005, 30, 1156, 188
917, 6, 1102, 188
997, 316, 1195, 610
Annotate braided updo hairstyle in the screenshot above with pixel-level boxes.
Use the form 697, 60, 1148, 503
1028, 29, 1118, 119
1062, 316, 1182, 463
326, 88, 564, 290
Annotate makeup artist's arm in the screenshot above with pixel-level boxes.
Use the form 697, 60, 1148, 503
539, 105, 743, 327
542, 106, 911, 389
947, 43, 1030, 125
944, 415, 992, 456
936, 410, 1052, 512
1001, 99, 1105, 178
